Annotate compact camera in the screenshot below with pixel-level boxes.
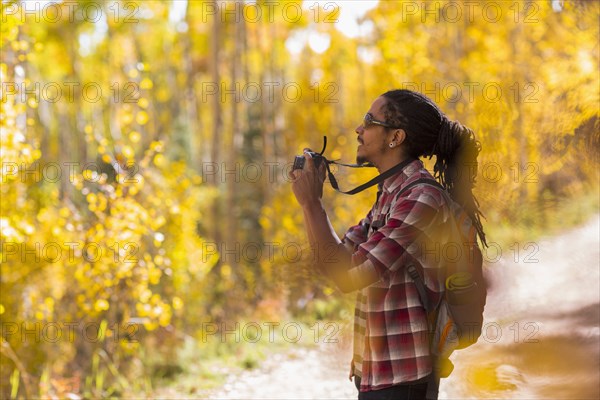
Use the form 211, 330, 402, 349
292, 151, 324, 171
292, 136, 328, 171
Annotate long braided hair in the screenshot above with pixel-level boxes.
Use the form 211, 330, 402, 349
381, 89, 488, 247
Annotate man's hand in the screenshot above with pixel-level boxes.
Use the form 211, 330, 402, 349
289, 149, 355, 293
289, 149, 326, 208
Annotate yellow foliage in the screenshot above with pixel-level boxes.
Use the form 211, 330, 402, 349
1, 1, 598, 397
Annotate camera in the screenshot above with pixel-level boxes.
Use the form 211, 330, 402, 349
290, 136, 378, 194
292, 136, 328, 171
292, 151, 324, 171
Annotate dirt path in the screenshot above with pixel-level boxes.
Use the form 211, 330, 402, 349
208, 215, 599, 399
442, 214, 600, 399
207, 344, 356, 399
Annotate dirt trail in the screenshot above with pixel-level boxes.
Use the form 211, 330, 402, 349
208, 215, 600, 399
443, 214, 600, 399
207, 344, 356, 399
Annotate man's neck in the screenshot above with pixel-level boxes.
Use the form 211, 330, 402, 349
375, 155, 413, 174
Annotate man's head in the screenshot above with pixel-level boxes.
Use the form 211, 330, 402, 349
360, 89, 487, 247
355, 96, 407, 168
356, 90, 455, 167
356, 89, 479, 169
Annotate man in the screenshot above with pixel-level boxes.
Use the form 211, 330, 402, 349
290, 89, 487, 400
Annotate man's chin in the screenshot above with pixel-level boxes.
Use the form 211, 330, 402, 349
356, 154, 368, 165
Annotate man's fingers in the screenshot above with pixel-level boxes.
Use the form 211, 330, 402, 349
303, 151, 315, 171
288, 168, 300, 181
318, 162, 326, 181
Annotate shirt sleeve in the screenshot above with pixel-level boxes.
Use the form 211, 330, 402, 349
347, 187, 448, 291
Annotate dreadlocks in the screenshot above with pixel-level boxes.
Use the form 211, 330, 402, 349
381, 89, 488, 247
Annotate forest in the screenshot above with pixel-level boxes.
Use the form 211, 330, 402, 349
1, 0, 598, 398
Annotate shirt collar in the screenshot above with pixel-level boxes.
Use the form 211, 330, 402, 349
381, 158, 424, 194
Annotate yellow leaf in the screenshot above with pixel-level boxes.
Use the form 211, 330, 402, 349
94, 299, 110, 312
140, 78, 153, 90
172, 297, 183, 310
153, 154, 165, 167
138, 98, 149, 109
122, 145, 134, 159
136, 111, 149, 125
129, 131, 141, 143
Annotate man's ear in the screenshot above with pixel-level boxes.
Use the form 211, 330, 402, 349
394, 129, 406, 145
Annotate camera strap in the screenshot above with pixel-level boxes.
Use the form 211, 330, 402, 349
313, 136, 417, 195
323, 157, 417, 195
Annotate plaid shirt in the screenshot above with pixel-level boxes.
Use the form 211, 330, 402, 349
343, 158, 452, 392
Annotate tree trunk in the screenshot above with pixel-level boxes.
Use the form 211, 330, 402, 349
226, 14, 242, 262
210, 0, 222, 248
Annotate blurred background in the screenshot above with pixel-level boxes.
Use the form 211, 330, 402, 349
1, 0, 598, 399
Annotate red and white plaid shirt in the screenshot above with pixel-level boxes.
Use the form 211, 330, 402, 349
343, 158, 452, 392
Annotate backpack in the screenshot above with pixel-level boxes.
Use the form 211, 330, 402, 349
396, 178, 487, 379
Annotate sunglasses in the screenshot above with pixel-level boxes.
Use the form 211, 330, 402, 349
363, 113, 397, 129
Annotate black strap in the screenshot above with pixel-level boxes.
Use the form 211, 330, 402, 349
400, 178, 447, 398
408, 262, 442, 398
306, 135, 421, 195
407, 264, 430, 312
409, 259, 443, 398
324, 157, 417, 195
401, 178, 447, 316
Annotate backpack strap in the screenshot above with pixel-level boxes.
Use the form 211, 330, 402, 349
399, 178, 447, 399
407, 264, 431, 313
408, 262, 443, 400
398, 178, 446, 317
398, 177, 446, 315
